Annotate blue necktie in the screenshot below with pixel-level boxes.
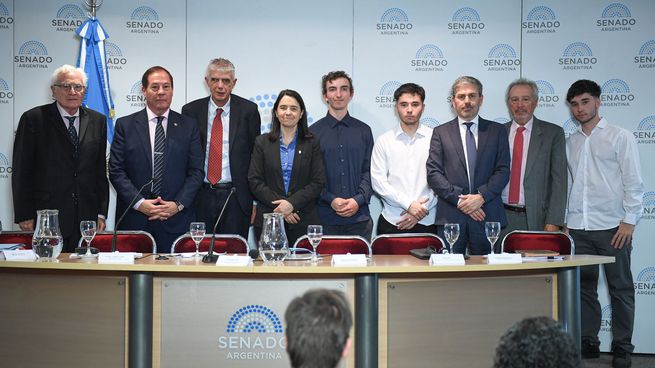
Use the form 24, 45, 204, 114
464, 122, 477, 194
152, 116, 166, 196
66, 116, 79, 149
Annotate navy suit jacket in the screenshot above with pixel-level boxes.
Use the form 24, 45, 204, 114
109, 109, 203, 234
426, 117, 510, 226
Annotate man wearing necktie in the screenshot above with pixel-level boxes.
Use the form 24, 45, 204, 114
12, 65, 109, 252
426, 76, 510, 255
109, 66, 203, 253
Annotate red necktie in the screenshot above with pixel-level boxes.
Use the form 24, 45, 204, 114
508, 126, 526, 205
207, 108, 223, 184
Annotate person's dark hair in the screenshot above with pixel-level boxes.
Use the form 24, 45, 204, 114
321, 71, 353, 96
285, 289, 352, 368
268, 89, 312, 142
141, 66, 174, 89
566, 79, 601, 103
493, 317, 580, 368
394, 83, 425, 102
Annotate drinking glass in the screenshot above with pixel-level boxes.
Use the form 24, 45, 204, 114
79, 220, 97, 258
190, 222, 206, 257
307, 225, 323, 263
443, 223, 460, 254
485, 221, 501, 254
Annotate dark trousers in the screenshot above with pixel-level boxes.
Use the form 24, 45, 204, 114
324, 218, 373, 243
437, 218, 489, 255
570, 227, 635, 352
376, 215, 437, 236
146, 220, 181, 254
193, 185, 251, 240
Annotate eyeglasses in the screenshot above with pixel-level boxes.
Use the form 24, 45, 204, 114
54, 83, 85, 93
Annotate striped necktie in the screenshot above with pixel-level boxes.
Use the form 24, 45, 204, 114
152, 116, 166, 196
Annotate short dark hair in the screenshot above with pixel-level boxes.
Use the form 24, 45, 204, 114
566, 79, 601, 103
141, 66, 174, 89
268, 89, 312, 142
285, 289, 352, 368
493, 317, 579, 368
321, 71, 353, 95
394, 83, 425, 102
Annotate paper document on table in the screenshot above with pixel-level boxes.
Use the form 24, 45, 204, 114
522, 256, 565, 262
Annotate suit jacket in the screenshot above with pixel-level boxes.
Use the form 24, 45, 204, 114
248, 133, 325, 230
181, 95, 261, 215
109, 109, 203, 234
12, 102, 109, 238
505, 118, 567, 229
426, 117, 511, 226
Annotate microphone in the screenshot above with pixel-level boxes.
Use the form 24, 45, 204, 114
112, 178, 155, 252
202, 187, 236, 263
248, 248, 260, 260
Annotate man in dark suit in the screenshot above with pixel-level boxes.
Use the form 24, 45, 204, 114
426, 76, 510, 255
109, 66, 203, 253
181, 58, 261, 240
501, 79, 567, 238
12, 64, 109, 252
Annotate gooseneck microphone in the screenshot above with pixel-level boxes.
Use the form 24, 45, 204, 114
111, 178, 155, 252
202, 187, 236, 263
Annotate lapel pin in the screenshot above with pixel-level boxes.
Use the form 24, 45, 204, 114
298, 150, 302, 154
173, 122, 178, 127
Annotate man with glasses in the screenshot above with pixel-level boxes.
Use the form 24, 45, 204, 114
12, 64, 109, 252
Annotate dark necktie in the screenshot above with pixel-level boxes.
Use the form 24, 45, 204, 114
464, 122, 477, 194
508, 126, 526, 204
152, 116, 166, 196
207, 108, 224, 184
66, 116, 79, 149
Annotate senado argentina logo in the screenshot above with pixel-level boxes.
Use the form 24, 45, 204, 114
600, 304, 612, 333
0, 77, 13, 102
448, 7, 484, 35
14, 40, 52, 68
0, 152, 11, 177
484, 43, 520, 71
126, 6, 163, 34
51, 4, 85, 32
523, 6, 560, 34
420, 117, 441, 129
218, 304, 285, 361
633, 116, 655, 145
105, 41, 127, 70
493, 117, 511, 124
642, 192, 655, 220
559, 42, 597, 70
634, 40, 655, 69
377, 8, 412, 35
126, 80, 146, 108
635, 266, 655, 295
561, 118, 578, 138
376, 81, 401, 108
535, 80, 559, 108
250, 93, 278, 133
0, 2, 14, 28
411, 44, 447, 72
600, 79, 634, 107
597, 2, 635, 32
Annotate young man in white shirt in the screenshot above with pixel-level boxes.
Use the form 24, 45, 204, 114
565, 79, 644, 368
371, 83, 437, 235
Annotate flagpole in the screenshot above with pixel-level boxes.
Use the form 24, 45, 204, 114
84, 0, 103, 17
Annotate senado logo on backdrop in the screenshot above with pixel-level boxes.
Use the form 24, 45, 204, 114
51, 4, 85, 32
635, 267, 655, 296
561, 118, 578, 138
600, 79, 634, 107
126, 6, 163, 34
105, 41, 127, 70
0, 2, 13, 29
420, 117, 441, 129
217, 304, 285, 360
250, 93, 278, 133
377, 8, 412, 36
559, 42, 597, 70
0, 152, 11, 178
596, 2, 635, 32
493, 117, 510, 124
642, 192, 655, 221
14, 40, 52, 69
126, 81, 145, 108
600, 304, 612, 333
0, 77, 13, 103
483, 44, 520, 72
448, 7, 484, 35
376, 81, 401, 109
411, 44, 447, 72
535, 80, 559, 108
633, 116, 655, 145
634, 40, 655, 69
522, 6, 560, 34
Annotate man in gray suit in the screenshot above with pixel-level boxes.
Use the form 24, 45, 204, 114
500, 78, 567, 238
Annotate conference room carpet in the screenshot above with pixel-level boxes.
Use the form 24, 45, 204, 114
582, 353, 655, 367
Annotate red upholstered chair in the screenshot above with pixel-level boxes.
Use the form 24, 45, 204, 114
77, 231, 157, 253
372, 233, 445, 255
293, 235, 371, 256
500, 231, 574, 255
171, 234, 249, 254
0, 231, 34, 249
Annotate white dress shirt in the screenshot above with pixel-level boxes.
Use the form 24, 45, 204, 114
371, 124, 437, 226
566, 117, 644, 230
206, 97, 232, 183
502, 118, 533, 206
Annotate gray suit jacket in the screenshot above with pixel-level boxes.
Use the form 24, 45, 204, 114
505, 117, 567, 229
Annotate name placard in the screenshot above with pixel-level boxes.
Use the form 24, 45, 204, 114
332, 254, 368, 267
3, 250, 37, 261
98, 252, 135, 264
429, 253, 465, 266
487, 253, 523, 264
216, 255, 252, 267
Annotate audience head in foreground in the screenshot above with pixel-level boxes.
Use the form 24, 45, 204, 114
285, 289, 353, 368
494, 316, 580, 368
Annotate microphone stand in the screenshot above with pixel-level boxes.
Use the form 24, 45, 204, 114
111, 178, 155, 252
202, 187, 236, 263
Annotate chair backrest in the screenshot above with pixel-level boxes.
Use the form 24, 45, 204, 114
500, 231, 574, 255
78, 231, 157, 253
372, 233, 445, 255
171, 234, 249, 254
0, 231, 34, 249
293, 235, 371, 256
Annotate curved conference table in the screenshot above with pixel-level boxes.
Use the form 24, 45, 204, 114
0, 253, 613, 368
